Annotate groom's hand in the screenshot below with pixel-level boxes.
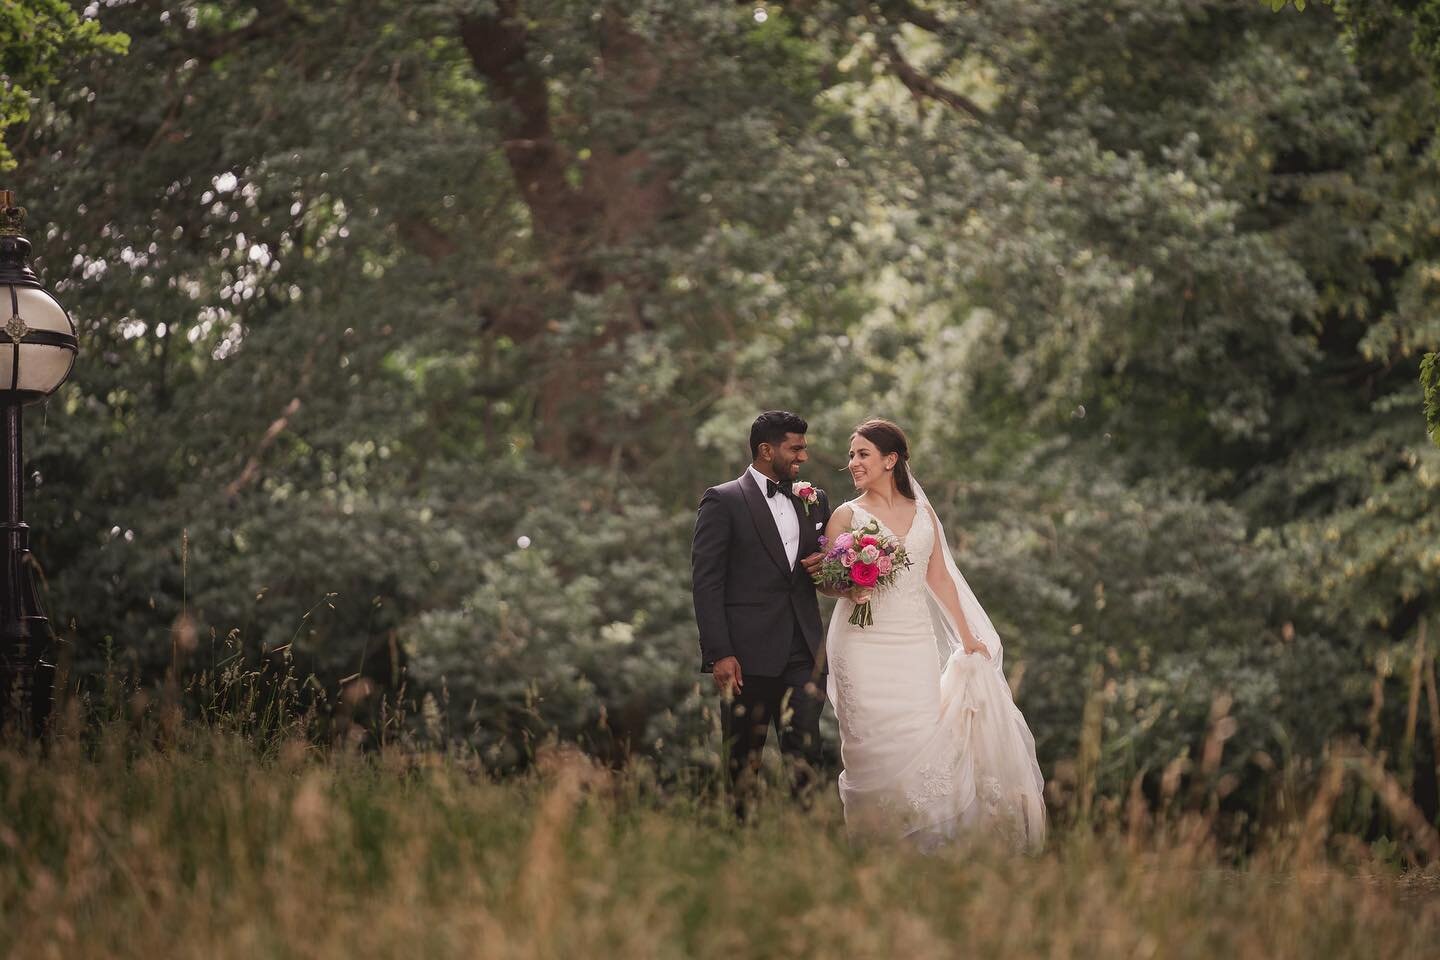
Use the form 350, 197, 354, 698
713, 656, 743, 695
800, 551, 824, 578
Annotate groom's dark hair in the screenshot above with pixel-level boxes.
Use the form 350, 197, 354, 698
750, 410, 808, 458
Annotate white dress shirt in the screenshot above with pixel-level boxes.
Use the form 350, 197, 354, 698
747, 464, 800, 569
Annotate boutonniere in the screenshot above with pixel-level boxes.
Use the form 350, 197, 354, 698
792, 480, 820, 516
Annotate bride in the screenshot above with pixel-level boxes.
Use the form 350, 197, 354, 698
823, 418, 1046, 851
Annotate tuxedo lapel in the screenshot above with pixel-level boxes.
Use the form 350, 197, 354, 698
738, 472, 792, 576
798, 500, 820, 557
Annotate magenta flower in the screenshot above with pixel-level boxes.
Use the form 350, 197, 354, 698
851, 562, 880, 587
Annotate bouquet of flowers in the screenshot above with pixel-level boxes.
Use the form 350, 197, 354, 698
813, 518, 911, 627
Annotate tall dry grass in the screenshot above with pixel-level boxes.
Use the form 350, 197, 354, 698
2, 717, 1439, 960
3, 619, 1439, 958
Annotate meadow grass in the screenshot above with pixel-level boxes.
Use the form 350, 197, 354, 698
2, 716, 1438, 960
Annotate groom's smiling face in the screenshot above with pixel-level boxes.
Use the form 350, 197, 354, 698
765, 432, 809, 481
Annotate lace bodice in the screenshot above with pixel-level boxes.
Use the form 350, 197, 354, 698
846, 499, 934, 611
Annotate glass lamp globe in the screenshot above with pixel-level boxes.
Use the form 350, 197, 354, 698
0, 193, 77, 403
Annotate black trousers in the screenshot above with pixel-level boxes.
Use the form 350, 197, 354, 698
720, 625, 825, 815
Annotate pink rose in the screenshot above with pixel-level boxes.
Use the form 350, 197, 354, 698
834, 532, 854, 550
859, 535, 879, 548
858, 544, 880, 564
876, 555, 892, 576
841, 549, 857, 568
851, 562, 880, 587
794, 482, 815, 499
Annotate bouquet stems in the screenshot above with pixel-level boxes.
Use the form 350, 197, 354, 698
848, 600, 873, 628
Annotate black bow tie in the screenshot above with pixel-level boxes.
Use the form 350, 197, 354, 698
765, 478, 790, 499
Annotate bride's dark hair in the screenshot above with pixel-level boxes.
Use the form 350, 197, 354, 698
854, 418, 916, 500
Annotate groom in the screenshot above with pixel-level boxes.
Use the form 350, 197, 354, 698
691, 410, 831, 814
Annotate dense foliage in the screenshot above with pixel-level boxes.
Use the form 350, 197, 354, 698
6, 1, 1439, 826
1267, 0, 1440, 444
0, 0, 127, 170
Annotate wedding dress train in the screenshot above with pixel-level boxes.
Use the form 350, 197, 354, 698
825, 493, 1046, 852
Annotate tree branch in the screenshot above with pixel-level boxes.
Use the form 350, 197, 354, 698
224, 396, 302, 501
184, 1, 309, 64
457, 3, 678, 461
877, 29, 988, 121
223, 339, 320, 501
458, 1, 602, 289
864, 7, 988, 122
878, 0, 947, 36
397, 217, 458, 262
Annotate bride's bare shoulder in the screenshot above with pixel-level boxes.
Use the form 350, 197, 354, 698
826, 501, 856, 535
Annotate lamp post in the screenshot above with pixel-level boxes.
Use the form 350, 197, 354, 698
0, 190, 78, 737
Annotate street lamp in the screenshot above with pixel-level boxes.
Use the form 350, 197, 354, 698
0, 190, 78, 736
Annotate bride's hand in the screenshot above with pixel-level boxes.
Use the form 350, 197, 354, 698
964, 639, 991, 660
847, 587, 872, 605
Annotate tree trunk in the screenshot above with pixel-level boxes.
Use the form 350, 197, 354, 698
458, 2, 674, 462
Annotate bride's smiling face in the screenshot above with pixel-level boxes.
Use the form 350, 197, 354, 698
847, 434, 897, 491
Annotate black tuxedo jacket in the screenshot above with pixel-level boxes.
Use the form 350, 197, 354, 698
690, 472, 832, 677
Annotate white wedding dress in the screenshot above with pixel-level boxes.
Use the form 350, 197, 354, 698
826, 488, 1046, 852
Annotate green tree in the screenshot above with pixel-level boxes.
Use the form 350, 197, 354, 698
1264, 1, 1440, 444
6, 0, 1437, 822
0, 0, 127, 170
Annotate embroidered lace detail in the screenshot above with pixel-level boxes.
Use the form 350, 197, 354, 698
978, 775, 1029, 851
830, 654, 866, 745
907, 760, 957, 812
